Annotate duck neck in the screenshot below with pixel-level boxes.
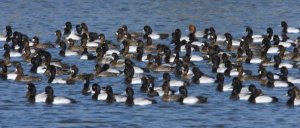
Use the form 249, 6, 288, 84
287, 96, 295, 106
248, 91, 257, 103
59, 49, 65, 57
224, 67, 232, 76
48, 73, 55, 83
267, 79, 274, 88
92, 91, 100, 100
126, 95, 134, 106
82, 84, 90, 95
1, 66, 8, 80
216, 83, 223, 92
106, 92, 115, 104
136, 52, 143, 61
27, 90, 36, 103
46, 94, 54, 104
192, 75, 200, 83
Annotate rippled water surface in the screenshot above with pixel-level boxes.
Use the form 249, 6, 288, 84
1, 0, 300, 127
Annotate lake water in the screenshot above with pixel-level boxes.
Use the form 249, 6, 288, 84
1, 0, 300, 127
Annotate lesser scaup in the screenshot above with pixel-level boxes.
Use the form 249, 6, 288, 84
177, 86, 207, 105
45, 86, 76, 104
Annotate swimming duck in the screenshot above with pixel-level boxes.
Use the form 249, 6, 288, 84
177, 86, 207, 105
278, 66, 300, 84
63, 22, 81, 41
6, 63, 41, 82
0, 25, 12, 42
273, 55, 293, 69
281, 21, 300, 34
188, 24, 204, 38
31, 36, 55, 48
26, 82, 47, 103
82, 76, 93, 95
287, 86, 300, 106
161, 81, 179, 102
248, 85, 278, 104
45, 86, 76, 104
191, 67, 214, 84
163, 72, 185, 87
80, 47, 96, 60
94, 64, 121, 77
59, 41, 79, 57
47, 65, 75, 85
125, 86, 157, 106
143, 25, 169, 40
262, 72, 294, 88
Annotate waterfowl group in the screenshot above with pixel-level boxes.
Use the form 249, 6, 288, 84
1, 21, 300, 106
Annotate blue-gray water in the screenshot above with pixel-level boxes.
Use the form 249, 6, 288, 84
1, 0, 300, 127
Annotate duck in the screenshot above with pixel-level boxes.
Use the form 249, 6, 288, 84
110, 53, 125, 67
6, 63, 41, 82
67, 38, 84, 52
47, 65, 75, 85
230, 87, 251, 101
291, 48, 300, 61
125, 58, 147, 74
80, 47, 96, 60
124, 66, 143, 85
26, 82, 47, 103
3, 43, 22, 58
217, 60, 243, 77
82, 76, 93, 95
218, 76, 249, 94
188, 24, 204, 38
177, 86, 207, 105
45, 86, 76, 104
82, 33, 99, 47
244, 27, 263, 43
92, 83, 108, 101
274, 34, 292, 48
135, 46, 148, 62
31, 36, 55, 48
69, 65, 93, 80
262, 71, 294, 88
224, 33, 240, 47
117, 25, 143, 40
80, 22, 100, 42
140, 76, 150, 93
215, 73, 230, 92
0, 25, 12, 42
245, 50, 262, 64
97, 33, 119, 49
142, 36, 157, 53
191, 67, 215, 84
248, 84, 278, 104
163, 72, 185, 87
63, 21, 81, 40
103, 86, 116, 104
161, 81, 179, 102
145, 54, 174, 72
143, 25, 169, 40
273, 55, 293, 69
125, 86, 157, 106
287, 86, 300, 106
147, 83, 160, 97
95, 47, 114, 64
94, 64, 121, 77
59, 41, 79, 57
278, 66, 300, 84
281, 21, 300, 34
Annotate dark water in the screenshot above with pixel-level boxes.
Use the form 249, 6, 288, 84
1, 0, 300, 127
